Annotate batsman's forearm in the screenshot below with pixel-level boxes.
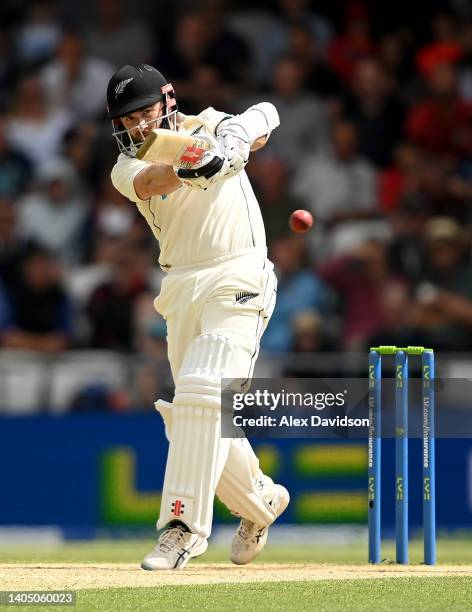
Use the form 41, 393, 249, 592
250, 135, 269, 151
134, 163, 182, 199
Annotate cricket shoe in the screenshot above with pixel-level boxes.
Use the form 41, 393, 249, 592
141, 520, 208, 570
230, 484, 290, 565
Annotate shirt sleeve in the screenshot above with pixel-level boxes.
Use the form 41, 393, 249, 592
111, 153, 150, 204
198, 107, 233, 135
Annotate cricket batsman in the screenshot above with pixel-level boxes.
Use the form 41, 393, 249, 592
107, 64, 289, 570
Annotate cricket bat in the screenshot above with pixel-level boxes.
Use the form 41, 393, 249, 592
136, 117, 212, 168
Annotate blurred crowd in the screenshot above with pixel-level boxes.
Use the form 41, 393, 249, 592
0, 0, 472, 382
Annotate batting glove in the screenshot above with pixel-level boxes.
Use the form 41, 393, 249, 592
217, 130, 250, 177
175, 150, 227, 190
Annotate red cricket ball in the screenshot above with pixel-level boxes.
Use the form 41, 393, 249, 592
289, 209, 313, 233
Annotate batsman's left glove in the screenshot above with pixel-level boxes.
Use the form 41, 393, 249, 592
173, 125, 248, 190
216, 130, 250, 177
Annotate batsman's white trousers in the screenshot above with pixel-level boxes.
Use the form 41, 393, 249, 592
153, 250, 278, 536
154, 250, 277, 381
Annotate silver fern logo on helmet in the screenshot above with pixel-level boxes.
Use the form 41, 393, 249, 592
114, 78, 134, 98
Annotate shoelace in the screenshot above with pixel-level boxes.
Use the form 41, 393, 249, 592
158, 525, 187, 553
238, 520, 265, 543
237, 492, 276, 543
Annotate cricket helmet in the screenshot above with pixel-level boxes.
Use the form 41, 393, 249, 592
106, 64, 178, 156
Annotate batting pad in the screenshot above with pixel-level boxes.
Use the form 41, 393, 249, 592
216, 438, 276, 526
154, 398, 172, 440
157, 333, 234, 537
154, 399, 276, 526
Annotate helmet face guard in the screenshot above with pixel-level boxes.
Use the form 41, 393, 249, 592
111, 83, 178, 157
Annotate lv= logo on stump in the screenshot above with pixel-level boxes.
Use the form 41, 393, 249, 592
368, 346, 436, 566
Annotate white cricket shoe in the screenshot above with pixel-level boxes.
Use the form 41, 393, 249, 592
141, 521, 208, 570
230, 484, 290, 565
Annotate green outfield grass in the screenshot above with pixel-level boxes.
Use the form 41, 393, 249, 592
77, 578, 472, 611
2, 578, 472, 612
2, 537, 472, 611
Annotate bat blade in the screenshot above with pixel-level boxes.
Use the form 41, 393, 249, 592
136, 128, 210, 167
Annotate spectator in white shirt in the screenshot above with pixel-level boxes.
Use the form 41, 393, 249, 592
7, 76, 72, 171
292, 120, 383, 257
18, 159, 89, 265
40, 32, 114, 120
241, 55, 329, 168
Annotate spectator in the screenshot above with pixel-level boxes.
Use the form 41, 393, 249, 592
40, 31, 114, 120
0, 30, 15, 111
409, 217, 472, 350
18, 159, 89, 265
197, 0, 252, 88
0, 0, 471, 370
0, 198, 28, 293
188, 65, 233, 116
6, 76, 72, 170
261, 234, 331, 353
415, 12, 462, 79
405, 62, 472, 157
228, 1, 333, 87
292, 120, 379, 256
69, 383, 130, 413
293, 120, 377, 224
343, 58, 406, 166
242, 56, 329, 167
134, 293, 168, 359
62, 124, 100, 192
287, 23, 341, 99
249, 155, 304, 243
155, 12, 213, 110
327, 1, 375, 84
226, 8, 287, 87
320, 240, 409, 350
66, 235, 124, 325
0, 115, 32, 198
388, 194, 429, 280
378, 143, 422, 212
156, 10, 249, 111
276, 0, 333, 56
0, 245, 73, 353
283, 309, 340, 377
83, 0, 153, 68
377, 32, 412, 87
367, 280, 421, 352
291, 310, 334, 353
0, 280, 9, 330
15, 0, 61, 67
93, 173, 135, 240
86, 239, 151, 351
133, 366, 172, 409
416, 154, 469, 222
458, 23, 472, 102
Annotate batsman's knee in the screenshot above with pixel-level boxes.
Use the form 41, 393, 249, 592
174, 333, 238, 409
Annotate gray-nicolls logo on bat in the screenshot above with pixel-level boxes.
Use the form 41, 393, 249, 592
234, 291, 259, 305
115, 78, 134, 98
